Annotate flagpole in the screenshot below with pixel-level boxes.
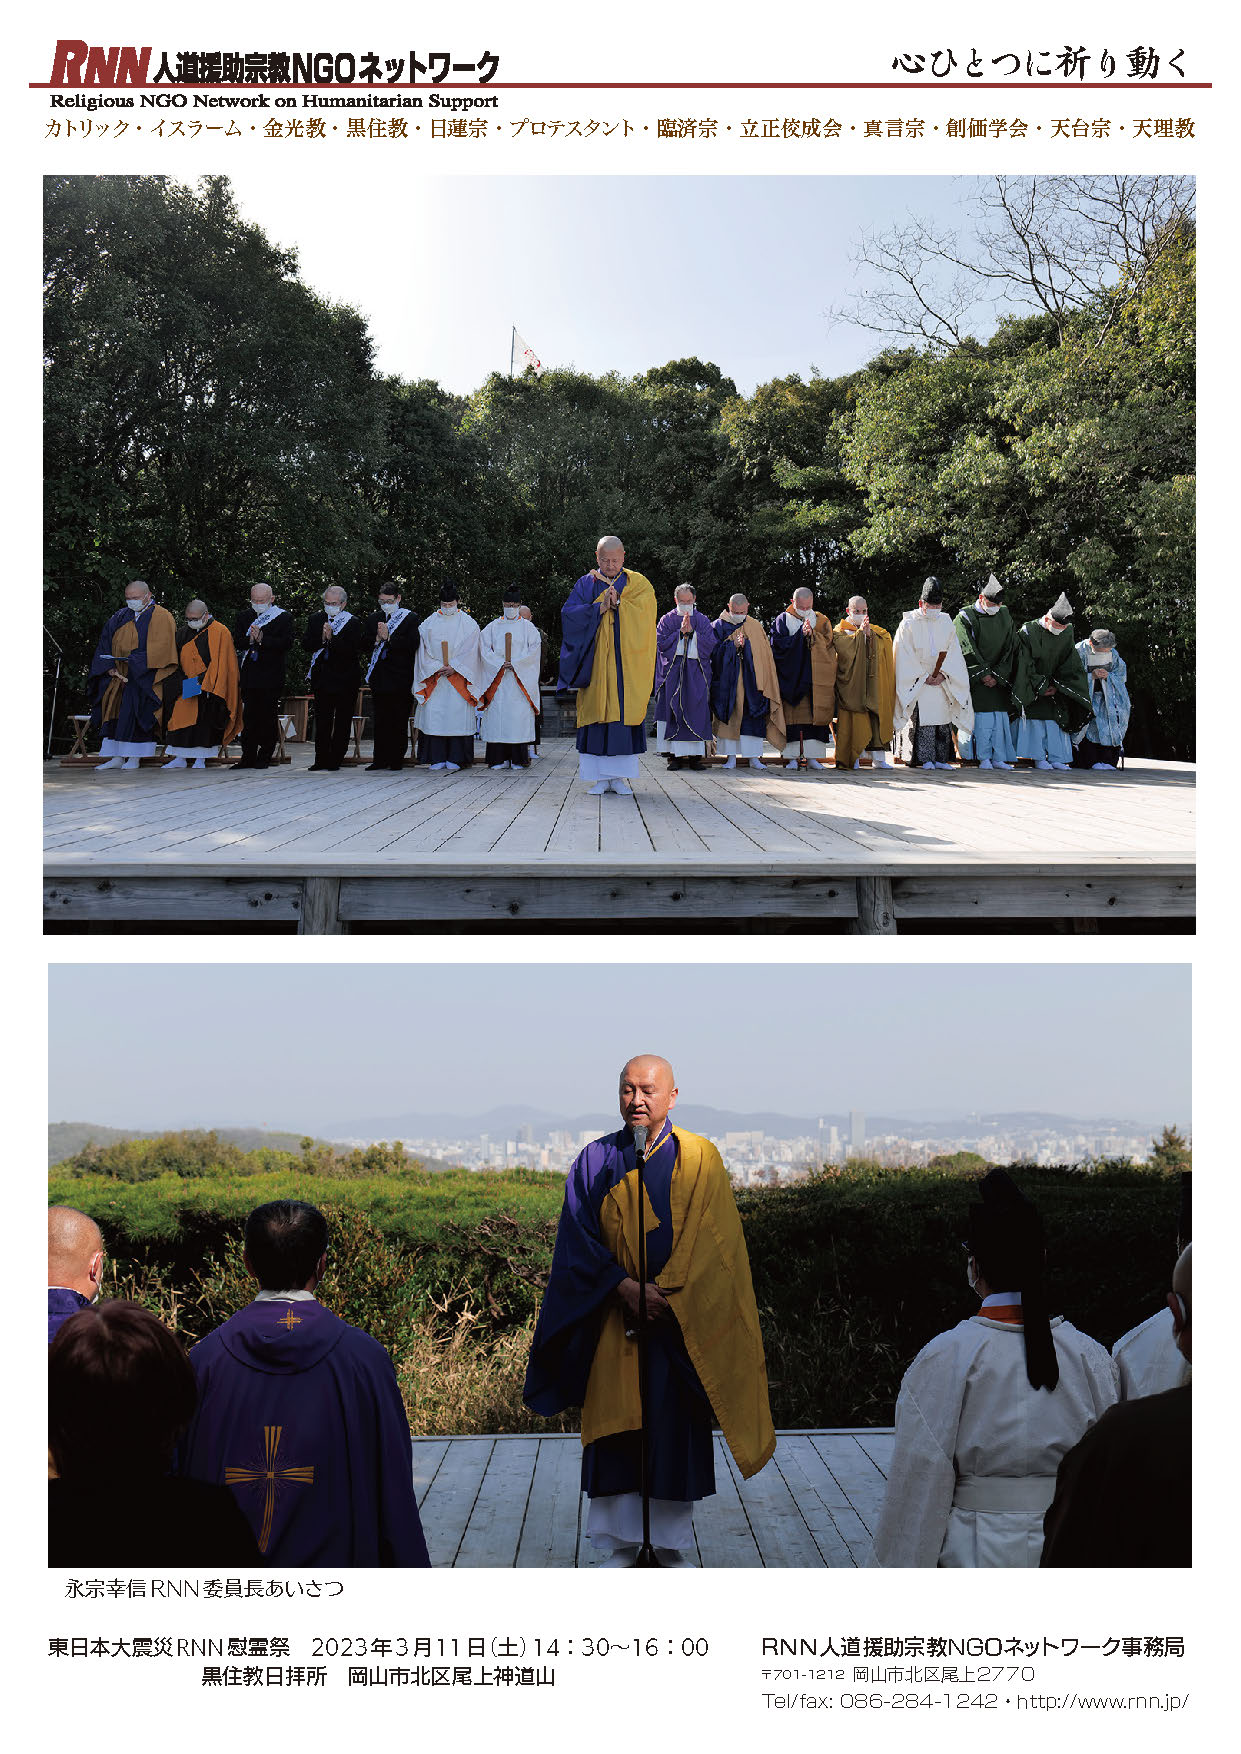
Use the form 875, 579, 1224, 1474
510, 325, 515, 378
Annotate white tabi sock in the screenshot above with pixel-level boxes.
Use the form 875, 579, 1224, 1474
807, 758, 826, 770
587, 780, 609, 795
191, 758, 207, 769
723, 754, 737, 769
444, 762, 461, 772
608, 779, 633, 795
1035, 759, 1053, 770
163, 756, 188, 769
121, 757, 141, 770
784, 759, 799, 769
96, 757, 124, 770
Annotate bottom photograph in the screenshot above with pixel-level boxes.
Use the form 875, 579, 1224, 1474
46, 961, 1190, 1572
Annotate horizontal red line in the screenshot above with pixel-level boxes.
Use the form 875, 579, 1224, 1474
29, 81, 1210, 91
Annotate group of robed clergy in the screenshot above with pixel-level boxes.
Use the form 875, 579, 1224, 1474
84, 537, 1131, 785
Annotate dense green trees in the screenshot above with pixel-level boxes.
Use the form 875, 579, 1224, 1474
45, 175, 1194, 756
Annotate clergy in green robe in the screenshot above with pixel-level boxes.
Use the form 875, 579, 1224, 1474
1013, 593, 1093, 770
955, 574, 1019, 769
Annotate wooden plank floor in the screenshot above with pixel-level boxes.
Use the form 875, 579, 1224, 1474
44, 742, 1194, 872
411, 1429, 895, 1568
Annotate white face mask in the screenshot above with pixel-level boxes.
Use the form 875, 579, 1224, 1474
324, 600, 344, 616
250, 601, 268, 615
187, 617, 208, 632
503, 606, 520, 620
126, 599, 147, 614
440, 606, 458, 618
847, 612, 866, 627
676, 602, 695, 617
977, 599, 1000, 615
379, 600, 398, 613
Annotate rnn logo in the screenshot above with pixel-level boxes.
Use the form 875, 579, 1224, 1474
50, 41, 152, 86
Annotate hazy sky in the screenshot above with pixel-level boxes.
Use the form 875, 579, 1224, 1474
49, 963, 1189, 1131
221, 172, 994, 395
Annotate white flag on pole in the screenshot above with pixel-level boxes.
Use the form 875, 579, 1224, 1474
513, 328, 544, 375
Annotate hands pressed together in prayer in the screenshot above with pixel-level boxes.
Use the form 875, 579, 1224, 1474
249, 625, 263, 644
595, 580, 620, 612
982, 673, 997, 687
617, 1276, 673, 1325
322, 622, 333, 644
376, 621, 388, 642
732, 629, 747, 650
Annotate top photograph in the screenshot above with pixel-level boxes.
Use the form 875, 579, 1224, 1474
42, 171, 1195, 935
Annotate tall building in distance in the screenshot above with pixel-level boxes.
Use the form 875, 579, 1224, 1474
849, 1110, 866, 1156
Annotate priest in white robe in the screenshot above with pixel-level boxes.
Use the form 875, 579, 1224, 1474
478, 594, 542, 769
892, 578, 974, 768
870, 1170, 1118, 1568
412, 590, 483, 771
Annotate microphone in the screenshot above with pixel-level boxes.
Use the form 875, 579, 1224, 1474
632, 1124, 649, 1160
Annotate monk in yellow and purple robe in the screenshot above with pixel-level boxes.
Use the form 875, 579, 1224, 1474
162, 599, 241, 770
88, 580, 178, 770
524, 1055, 775, 1568
558, 535, 657, 796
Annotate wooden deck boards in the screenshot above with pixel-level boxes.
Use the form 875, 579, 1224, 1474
44, 743, 1194, 931
411, 1429, 894, 1568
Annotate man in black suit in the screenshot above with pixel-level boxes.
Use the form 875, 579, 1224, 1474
304, 586, 364, 771
231, 582, 296, 769
1041, 1243, 1191, 1567
363, 583, 420, 770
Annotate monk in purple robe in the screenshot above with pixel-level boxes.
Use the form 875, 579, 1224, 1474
178, 1201, 429, 1567
653, 585, 717, 770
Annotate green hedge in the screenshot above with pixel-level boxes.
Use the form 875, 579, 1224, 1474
51, 1158, 1183, 1429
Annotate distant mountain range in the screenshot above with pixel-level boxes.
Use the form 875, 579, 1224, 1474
49, 1107, 1163, 1169
320, 1103, 1155, 1145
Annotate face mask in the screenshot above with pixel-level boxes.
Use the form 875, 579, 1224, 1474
847, 612, 866, 627
187, 617, 207, 632
324, 601, 342, 615
503, 606, 520, 619
977, 600, 1000, 616
250, 601, 267, 615
440, 606, 458, 617
379, 601, 398, 614
126, 599, 146, 614
677, 602, 695, 616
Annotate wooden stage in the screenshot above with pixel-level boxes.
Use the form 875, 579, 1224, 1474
44, 743, 1194, 934
412, 1428, 894, 1567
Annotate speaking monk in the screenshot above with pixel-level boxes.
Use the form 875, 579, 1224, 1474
524, 1054, 775, 1567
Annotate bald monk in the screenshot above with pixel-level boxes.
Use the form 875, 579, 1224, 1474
710, 592, 786, 769
163, 598, 241, 769
833, 595, 896, 770
48, 1207, 105, 1341
524, 1054, 775, 1567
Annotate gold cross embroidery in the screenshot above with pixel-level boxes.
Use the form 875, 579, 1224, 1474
277, 1309, 302, 1329
224, 1425, 314, 1554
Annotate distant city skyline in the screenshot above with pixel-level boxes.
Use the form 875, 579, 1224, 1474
49, 963, 1190, 1134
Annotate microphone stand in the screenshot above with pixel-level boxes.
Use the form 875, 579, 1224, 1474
632, 1124, 660, 1569
44, 626, 64, 760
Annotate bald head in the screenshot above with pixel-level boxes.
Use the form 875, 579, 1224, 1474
249, 582, 273, 606
185, 599, 208, 618
848, 595, 867, 614
793, 587, 814, 608
1168, 1243, 1192, 1361
618, 1055, 678, 1134
48, 1207, 105, 1299
729, 593, 749, 613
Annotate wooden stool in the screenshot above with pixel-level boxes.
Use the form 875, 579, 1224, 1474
59, 715, 100, 767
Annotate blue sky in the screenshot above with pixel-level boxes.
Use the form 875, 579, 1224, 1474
224, 172, 993, 395
49, 962, 1189, 1132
